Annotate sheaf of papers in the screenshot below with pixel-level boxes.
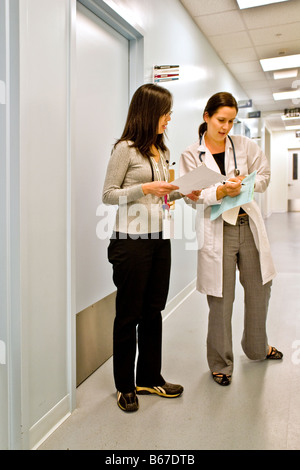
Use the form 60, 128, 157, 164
210, 171, 257, 221
172, 164, 224, 194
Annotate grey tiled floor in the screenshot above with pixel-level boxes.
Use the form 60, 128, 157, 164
39, 212, 300, 450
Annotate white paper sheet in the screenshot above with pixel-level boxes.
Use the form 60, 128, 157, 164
172, 164, 224, 194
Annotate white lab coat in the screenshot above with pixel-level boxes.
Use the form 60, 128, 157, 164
180, 134, 277, 297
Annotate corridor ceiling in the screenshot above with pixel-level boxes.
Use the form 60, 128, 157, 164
180, 0, 300, 131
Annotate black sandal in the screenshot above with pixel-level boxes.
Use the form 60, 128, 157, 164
212, 373, 232, 386
266, 346, 283, 360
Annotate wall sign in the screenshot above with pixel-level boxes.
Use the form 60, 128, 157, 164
153, 65, 179, 83
285, 108, 300, 118
238, 99, 252, 108
248, 111, 261, 118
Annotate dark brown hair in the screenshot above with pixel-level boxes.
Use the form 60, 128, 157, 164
114, 83, 173, 158
199, 92, 238, 138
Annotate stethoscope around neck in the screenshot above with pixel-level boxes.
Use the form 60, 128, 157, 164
199, 134, 240, 177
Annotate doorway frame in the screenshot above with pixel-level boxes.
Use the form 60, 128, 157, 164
287, 147, 300, 212
78, 0, 144, 97
68, 0, 144, 410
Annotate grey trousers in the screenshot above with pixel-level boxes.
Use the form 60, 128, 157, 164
207, 215, 272, 375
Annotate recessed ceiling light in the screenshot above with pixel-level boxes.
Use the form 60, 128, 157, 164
273, 90, 300, 100
261, 54, 300, 72
285, 125, 300, 130
274, 69, 298, 80
237, 0, 289, 9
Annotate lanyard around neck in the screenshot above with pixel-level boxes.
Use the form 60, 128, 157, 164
150, 153, 169, 183
150, 153, 170, 208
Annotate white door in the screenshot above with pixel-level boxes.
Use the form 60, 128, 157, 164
288, 149, 300, 211
75, 2, 129, 312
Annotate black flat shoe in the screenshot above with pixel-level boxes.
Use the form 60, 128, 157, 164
212, 373, 232, 386
266, 346, 283, 360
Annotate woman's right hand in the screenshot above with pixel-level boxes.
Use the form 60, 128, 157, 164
142, 181, 179, 197
216, 178, 242, 200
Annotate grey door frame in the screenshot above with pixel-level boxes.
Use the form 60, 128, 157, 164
77, 0, 144, 98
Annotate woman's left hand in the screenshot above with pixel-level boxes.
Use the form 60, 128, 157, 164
142, 181, 179, 197
185, 190, 201, 202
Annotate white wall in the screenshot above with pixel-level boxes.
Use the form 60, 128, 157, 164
12, 0, 249, 449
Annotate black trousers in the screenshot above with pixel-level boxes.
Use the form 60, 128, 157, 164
108, 233, 171, 393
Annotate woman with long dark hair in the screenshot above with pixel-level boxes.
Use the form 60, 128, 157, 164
103, 84, 195, 411
180, 92, 283, 386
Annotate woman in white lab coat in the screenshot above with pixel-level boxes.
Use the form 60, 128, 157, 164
180, 92, 283, 386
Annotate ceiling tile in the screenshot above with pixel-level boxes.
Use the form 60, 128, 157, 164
249, 22, 300, 46
242, 80, 271, 90
228, 61, 262, 74
180, 0, 237, 17
262, 98, 294, 110
194, 11, 245, 36
241, 0, 300, 29
209, 31, 252, 50
232, 70, 267, 81
221, 47, 258, 64
255, 40, 300, 59
243, 89, 274, 99
270, 77, 300, 91
259, 103, 283, 113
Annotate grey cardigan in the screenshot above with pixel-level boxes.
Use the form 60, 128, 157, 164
102, 141, 181, 235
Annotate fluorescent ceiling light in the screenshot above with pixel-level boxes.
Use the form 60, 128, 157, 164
285, 125, 300, 130
261, 54, 300, 72
273, 90, 300, 100
274, 69, 298, 80
237, 0, 289, 9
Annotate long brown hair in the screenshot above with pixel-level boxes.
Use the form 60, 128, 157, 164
114, 83, 173, 158
199, 92, 238, 138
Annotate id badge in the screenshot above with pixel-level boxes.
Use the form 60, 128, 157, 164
162, 210, 174, 239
